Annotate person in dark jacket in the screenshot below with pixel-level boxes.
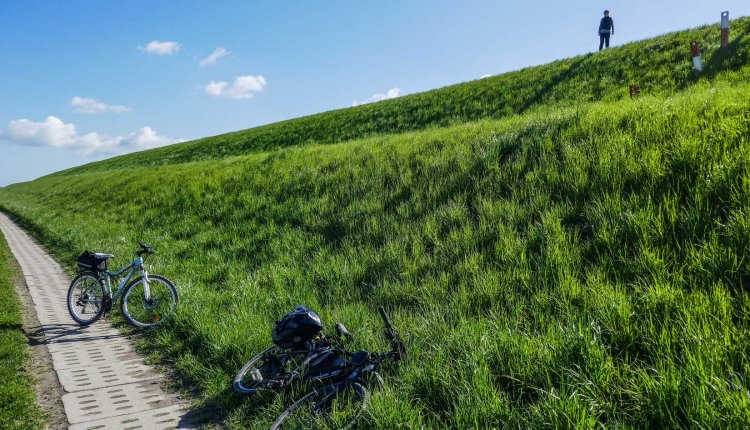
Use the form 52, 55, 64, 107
599, 10, 614, 51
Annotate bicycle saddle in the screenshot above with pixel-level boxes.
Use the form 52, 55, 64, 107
93, 253, 114, 260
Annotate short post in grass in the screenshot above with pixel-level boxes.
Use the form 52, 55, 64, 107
721, 11, 730, 48
629, 84, 640, 98
691, 41, 703, 72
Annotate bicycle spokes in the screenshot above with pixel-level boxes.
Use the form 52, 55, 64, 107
278, 383, 368, 430
122, 276, 177, 327
130, 285, 165, 318
67, 273, 107, 325
75, 283, 102, 315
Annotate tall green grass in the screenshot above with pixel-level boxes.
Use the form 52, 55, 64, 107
0, 232, 44, 430
1, 77, 749, 428
58, 18, 750, 174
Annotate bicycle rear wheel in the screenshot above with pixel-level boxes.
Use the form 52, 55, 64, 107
67, 272, 106, 325
233, 346, 295, 395
270, 382, 369, 430
121, 274, 178, 328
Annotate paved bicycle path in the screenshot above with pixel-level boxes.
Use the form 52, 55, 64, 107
0, 212, 197, 430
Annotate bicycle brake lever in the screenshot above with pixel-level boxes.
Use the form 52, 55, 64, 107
336, 322, 354, 341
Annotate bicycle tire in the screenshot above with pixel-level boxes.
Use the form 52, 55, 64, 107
120, 274, 178, 328
270, 382, 369, 430
233, 346, 288, 395
67, 271, 106, 325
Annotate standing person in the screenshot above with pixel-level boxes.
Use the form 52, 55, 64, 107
599, 10, 614, 51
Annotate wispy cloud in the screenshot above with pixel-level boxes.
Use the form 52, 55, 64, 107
70, 97, 132, 114
4, 116, 182, 156
138, 40, 181, 55
200, 47, 229, 66
352, 88, 403, 106
204, 75, 267, 100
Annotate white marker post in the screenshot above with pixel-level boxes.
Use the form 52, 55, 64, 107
691, 41, 703, 72
721, 11, 730, 48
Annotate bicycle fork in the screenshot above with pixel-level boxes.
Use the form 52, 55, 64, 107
141, 269, 152, 303
101, 277, 114, 315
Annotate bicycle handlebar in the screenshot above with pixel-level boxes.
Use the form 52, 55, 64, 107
137, 241, 156, 256
378, 306, 405, 361
378, 307, 393, 332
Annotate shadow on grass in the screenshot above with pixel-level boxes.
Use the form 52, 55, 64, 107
0, 322, 23, 331
517, 56, 590, 114
175, 403, 222, 428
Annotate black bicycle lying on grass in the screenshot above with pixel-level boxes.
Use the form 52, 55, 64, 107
233, 305, 405, 429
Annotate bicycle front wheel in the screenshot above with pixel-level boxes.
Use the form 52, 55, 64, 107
270, 382, 369, 430
121, 274, 178, 328
67, 272, 106, 325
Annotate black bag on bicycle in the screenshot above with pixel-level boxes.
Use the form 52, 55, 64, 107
76, 251, 107, 272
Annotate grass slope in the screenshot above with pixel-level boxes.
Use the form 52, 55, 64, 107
58, 18, 750, 174
2, 20, 750, 430
0, 232, 44, 430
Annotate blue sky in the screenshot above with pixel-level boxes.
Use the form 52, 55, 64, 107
1, 0, 748, 186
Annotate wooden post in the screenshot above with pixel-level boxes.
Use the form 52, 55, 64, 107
691, 41, 703, 72
721, 11, 730, 48
629, 84, 640, 98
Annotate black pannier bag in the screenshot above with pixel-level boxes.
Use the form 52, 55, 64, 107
272, 306, 324, 349
76, 251, 107, 272
306, 349, 347, 381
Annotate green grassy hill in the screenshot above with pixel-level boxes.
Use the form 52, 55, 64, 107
59, 18, 750, 174
2, 19, 750, 429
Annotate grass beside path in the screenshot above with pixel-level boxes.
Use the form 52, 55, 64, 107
0, 230, 44, 430
2, 80, 750, 428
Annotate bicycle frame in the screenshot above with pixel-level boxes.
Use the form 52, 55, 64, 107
265, 308, 403, 429
234, 307, 404, 400
98, 255, 150, 303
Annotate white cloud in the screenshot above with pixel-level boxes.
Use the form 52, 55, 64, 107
123, 127, 179, 150
70, 97, 132, 114
200, 47, 229, 66
204, 75, 267, 100
7, 116, 77, 148
4, 116, 182, 156
352, 88, 403, 106
138, 40, 181, 55
204, 81, 228, 97
480, 74, 492, 79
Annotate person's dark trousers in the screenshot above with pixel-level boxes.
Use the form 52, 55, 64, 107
599, 33, 610, 51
